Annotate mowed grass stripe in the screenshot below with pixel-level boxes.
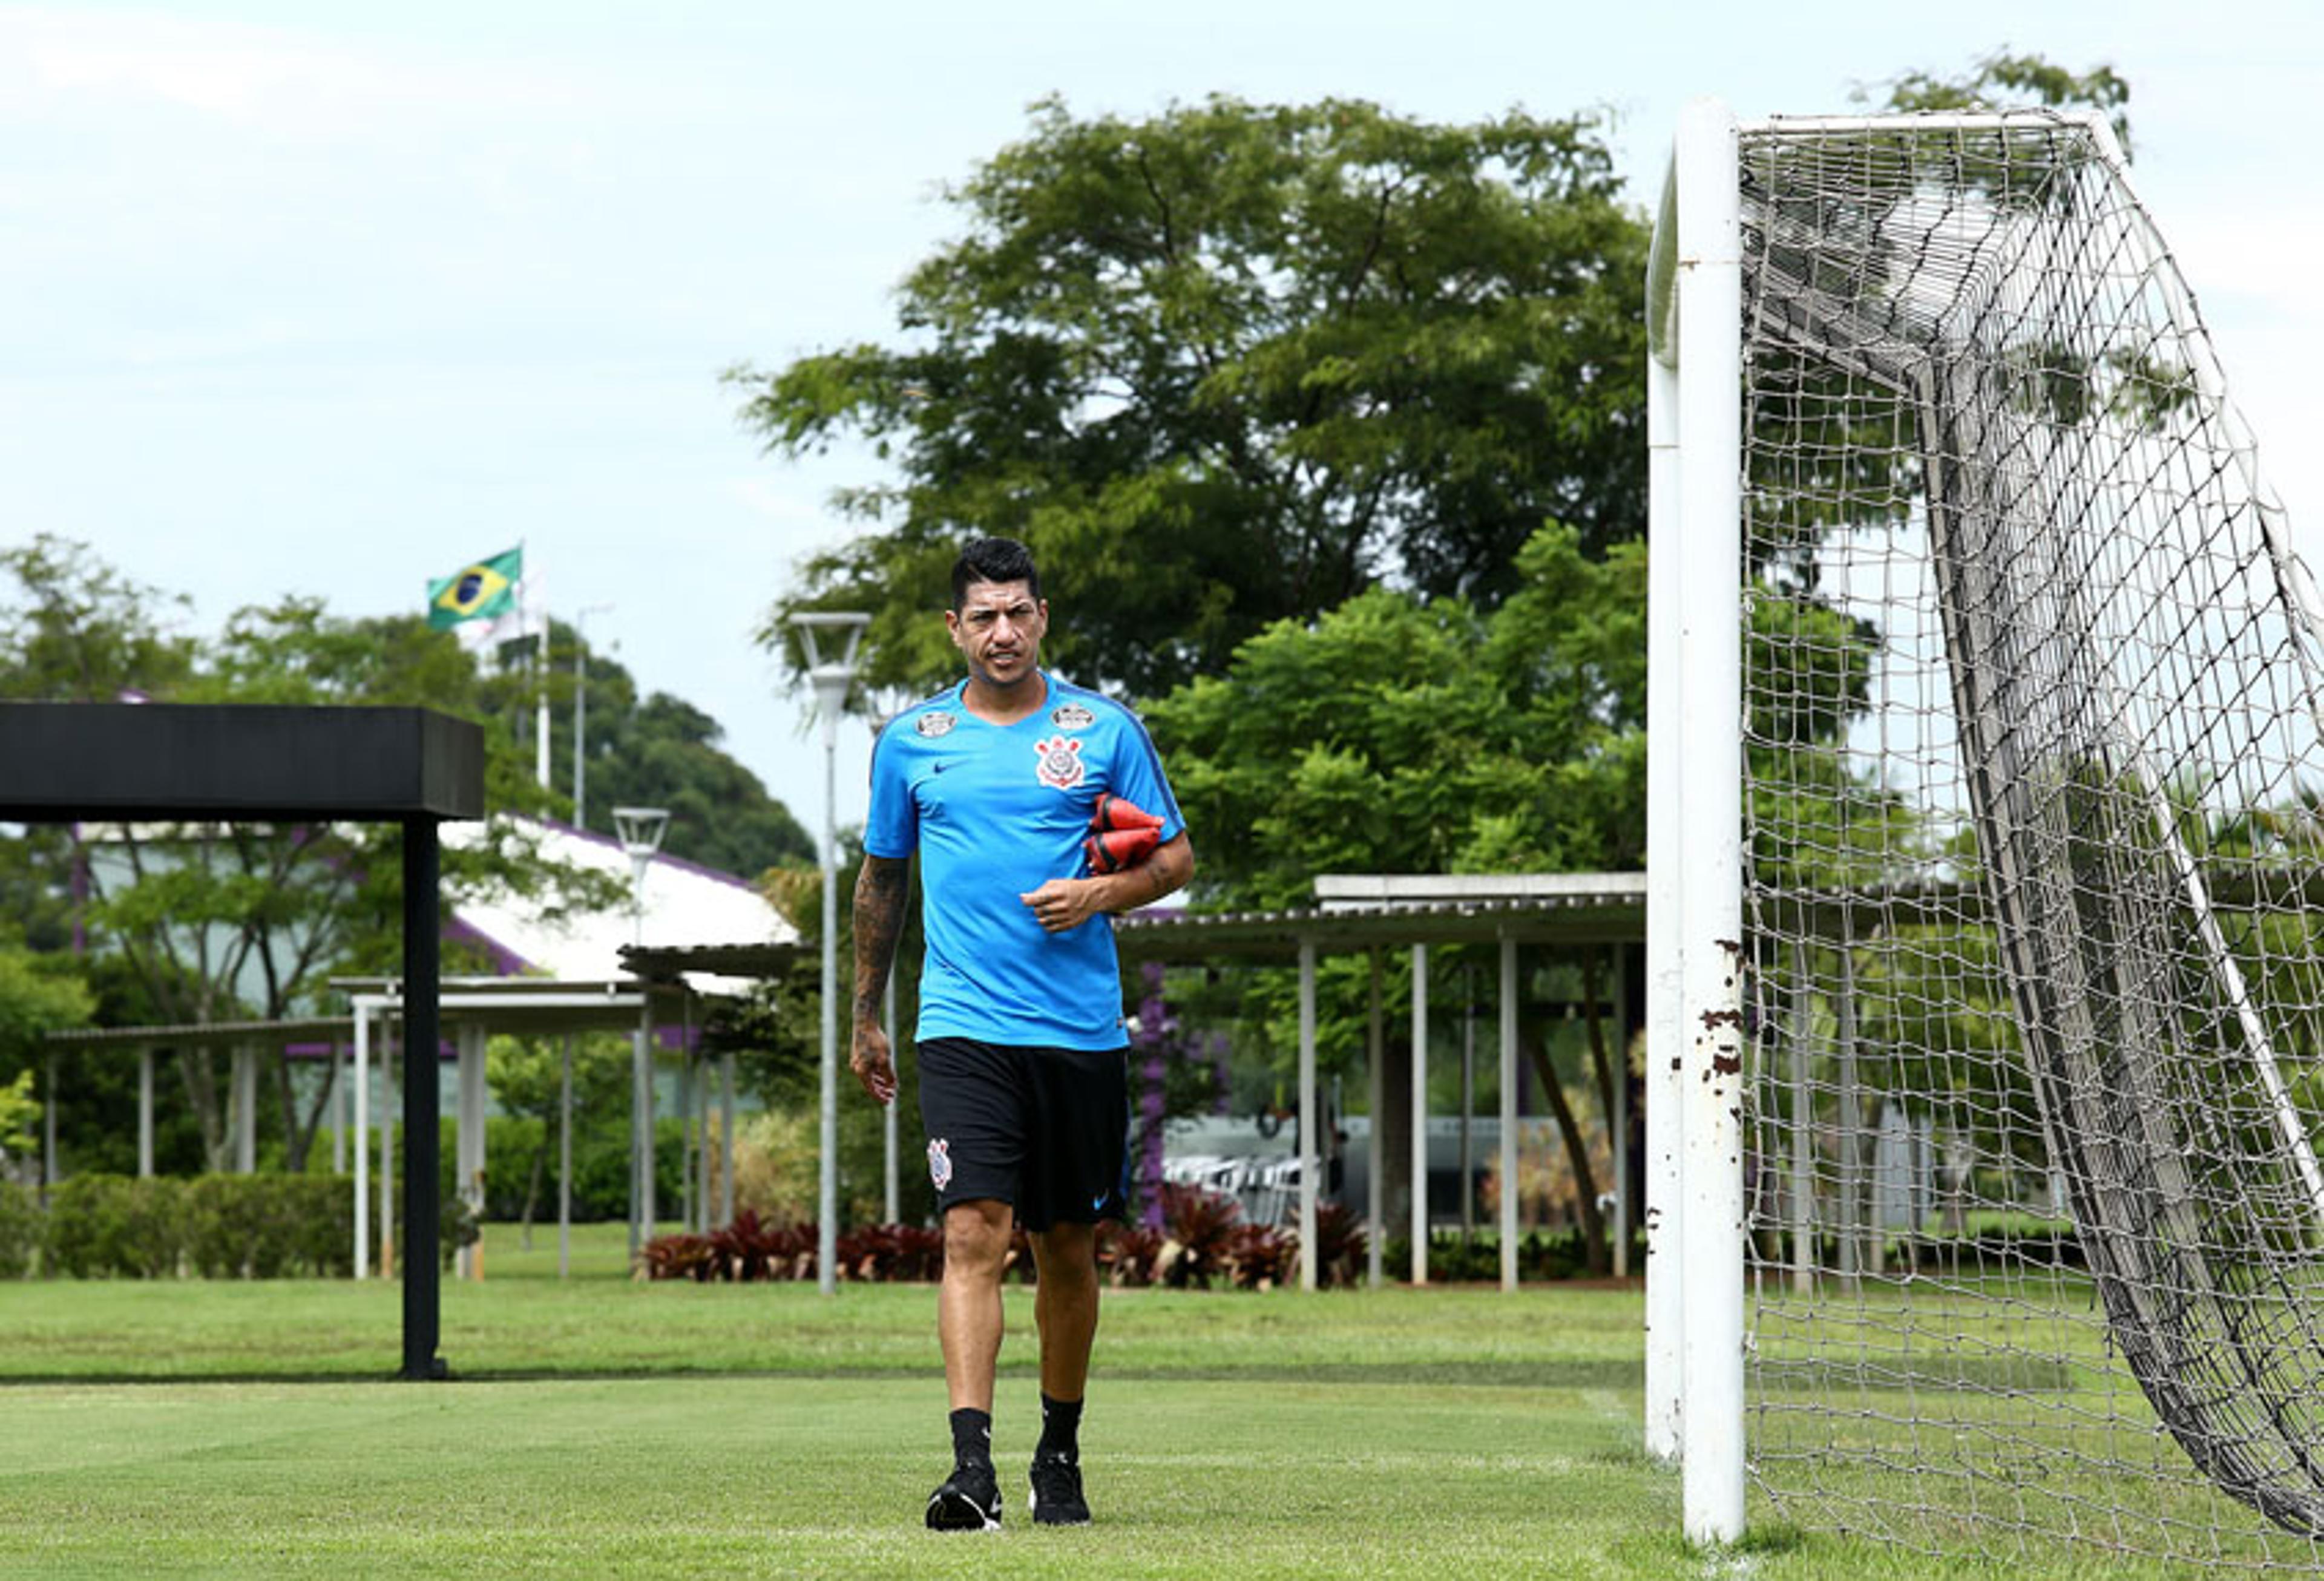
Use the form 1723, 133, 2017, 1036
0, 1376, 1672, 1579
0, 1230, 2285, 1577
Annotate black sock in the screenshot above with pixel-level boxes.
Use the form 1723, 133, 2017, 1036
949, 1407, 993, 1470
1037, 1393, 1083, 1462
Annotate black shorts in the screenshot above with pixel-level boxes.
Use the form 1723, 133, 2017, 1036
917, 1037, 1129, 1231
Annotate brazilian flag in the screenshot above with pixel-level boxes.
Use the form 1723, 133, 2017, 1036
426, 547, 522, 630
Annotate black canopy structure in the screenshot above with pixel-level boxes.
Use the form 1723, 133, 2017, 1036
0, 702, 484, 1380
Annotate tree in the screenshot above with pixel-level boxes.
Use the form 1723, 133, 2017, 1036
735, 96, 1648, 698
1147, 521, 1647, 1269
1148, 520, 1644, 909
483, 1032, 632, 1242
0, 944, 93, 1168
0, 535, 195, 704
1865, 49, 2131, 157
0, 545, 609, 1174
557, 650, 813, 877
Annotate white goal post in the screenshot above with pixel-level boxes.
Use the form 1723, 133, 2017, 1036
1650, 97, 2324, 1565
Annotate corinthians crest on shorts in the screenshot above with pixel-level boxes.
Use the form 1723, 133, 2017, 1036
928, 1137, 953, 1190
1034, 735, 1085, 790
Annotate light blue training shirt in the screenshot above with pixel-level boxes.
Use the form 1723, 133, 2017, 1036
865, 672, 1185, 1051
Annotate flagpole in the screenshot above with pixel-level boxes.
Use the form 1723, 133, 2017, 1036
528, 541, 550, 791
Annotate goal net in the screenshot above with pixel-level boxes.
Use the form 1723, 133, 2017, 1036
1688, 109, 2324, 1565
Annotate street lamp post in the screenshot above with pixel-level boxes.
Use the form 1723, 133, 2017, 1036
614, 805, 669, 1262
865, 686, 915, 1225
790, 611, 871, 1296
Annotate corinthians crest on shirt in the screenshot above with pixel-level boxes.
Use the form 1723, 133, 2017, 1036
1034, 735, 1085, 790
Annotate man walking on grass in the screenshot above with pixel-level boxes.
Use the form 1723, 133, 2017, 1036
848, 535, 1193, 1531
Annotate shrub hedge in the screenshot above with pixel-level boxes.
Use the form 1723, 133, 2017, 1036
18, 1171, 475, 1280
0, 1180, 38, 1278
33, 1173, 355, 1278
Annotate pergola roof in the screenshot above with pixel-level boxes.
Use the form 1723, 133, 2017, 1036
46, 1016, 354, 1050
329, 975, 680, 1036
1, 701, 482, 1383
619, 941, 806, 981
0, 702, 481, 822
1115, 872, 1647, 961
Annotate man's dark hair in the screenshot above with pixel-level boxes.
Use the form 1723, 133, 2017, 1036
951, 537, 1042, 609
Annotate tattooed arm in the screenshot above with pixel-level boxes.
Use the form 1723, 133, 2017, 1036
849, 854, 912, 1104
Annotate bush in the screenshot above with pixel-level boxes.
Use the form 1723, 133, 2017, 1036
288, 1175, 355, 1277
44, 1174, 136, 1278
838, 1222, 943, 1283
42, 1174, 191, 1278
1155, 1184, 1241, 1288
706, 1209, 815, 1281
0, 1179, 40, 1277
732, 1108, 816, 1226
186, 1176, 286, 1278
1098, 1222, 1162, 1286
639, 1216, 942, 1284
1224, 1223, 1293, 1289
1310, 1200, 1367, 1289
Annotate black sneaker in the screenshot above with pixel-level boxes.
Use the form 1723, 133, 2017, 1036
1027, 1453, 1090, 1526
925, 1461, 1002, 1532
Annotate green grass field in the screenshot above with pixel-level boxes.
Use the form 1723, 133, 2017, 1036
0, 1223, 2292, 1578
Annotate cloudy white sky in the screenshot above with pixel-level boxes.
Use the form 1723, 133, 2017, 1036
4, 1, 2319, 848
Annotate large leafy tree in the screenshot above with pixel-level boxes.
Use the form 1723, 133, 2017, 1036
736, 95, 1648, 698
0, 540, 592, 1173
1149, 521, 1644, 910
57, 589, 586, 1172
557, 658, 813, 877
1867, 49, 2131, 155
1148, 522, 1647, 1269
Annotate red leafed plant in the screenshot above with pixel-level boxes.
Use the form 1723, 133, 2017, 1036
1098, 1222, 1163, 1287
838, 1223, 944, 1283
639, 1232, 717, 1282
704, 1209, 808, 1282
1156, 1183, 1241, 1289
1311, 1199, 1367, 1289
1224, 1223, 1295, 1290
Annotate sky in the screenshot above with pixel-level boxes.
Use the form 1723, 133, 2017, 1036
4, 0, 2320, 854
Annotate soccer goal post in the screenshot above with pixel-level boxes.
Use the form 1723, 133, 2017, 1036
1650, 98, 2324, 1565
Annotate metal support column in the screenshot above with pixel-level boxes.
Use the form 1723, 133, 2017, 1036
1367, 949, 1384, 1289
456, 1022, 485, 1280
720, 1050, 737, 1229
232, 1044, 257, 1174
401, 817, 446, 1381
1499, 934, 1519, 1293
1410, 943, 1428, 1285
678, 1048, 695, 1234
354, 1004, 370, 1280
695, 1049, 713, 1234
635, 1002, 657, 1247
380, 1014, 396, 1280
1612, 951, 1631, 1281
558, 1033, 574, 1280
138, 1048, 155, 1179
1297, 938, 1318, 1293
